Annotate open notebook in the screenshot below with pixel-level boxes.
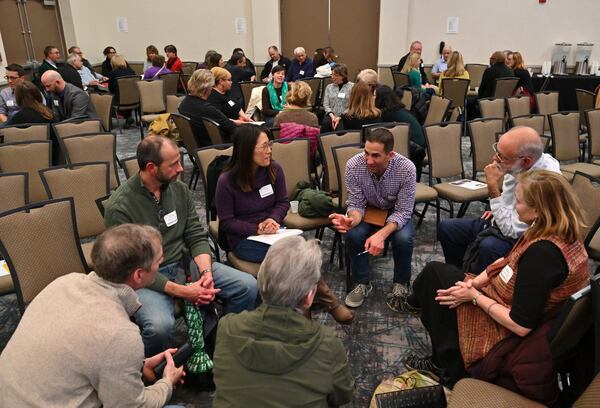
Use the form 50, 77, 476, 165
247, 229, 303, 246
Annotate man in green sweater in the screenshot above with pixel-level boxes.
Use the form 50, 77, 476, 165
105, 136, 257, 356
0, 224, 185, 407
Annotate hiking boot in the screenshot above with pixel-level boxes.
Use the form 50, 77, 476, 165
344, 283, 373, 308
403, 354, 444, 382
313, 277, 354, 324
386, 283, 420, 314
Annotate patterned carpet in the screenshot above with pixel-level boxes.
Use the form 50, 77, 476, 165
0, 122, 490, 407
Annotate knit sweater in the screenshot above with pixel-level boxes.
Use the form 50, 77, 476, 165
0, 272, 172, 408
323, 81, 353, 117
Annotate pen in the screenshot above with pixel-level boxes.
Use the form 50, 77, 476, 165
357, 250, 369, 256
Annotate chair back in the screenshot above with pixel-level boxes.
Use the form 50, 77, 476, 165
271, 138, 311, 198
424, 95, 451, 125
59, 133, 119, 190
0, 123, 50, 143
570, 171, 600, 241
318, 130, 361, 192
548, 111, 580, 161
0, 172, 28, 212
424, 122, 464, 180
202, 117, 223, 145
171, 113, 200, 154
239, 81, 264, 111
179, 74, 191, 94
585, 108, 600, 158
332, 144, 363, 211
0, 198, 89, 311
576, 89, 595, 129
465, 64, 487, 89
268, 127, 281, 140
399, 89, 412, 110
478, 98, 505, 120
95, 194, 111, 217
120, 156, 140, 179
468, 118, 504, 176
52, 119, 104, 139
392, 72, 409, 90
511, 114, 545, 135
506, 96, 531, 120
441, 78, 470, 109
166, 95, 184, 114
39, 162, 110, 238
116, 75, 141, 107
0, 140, 51, 203
158, 72, 180, 96
193, 144, 233, 221
299, 77, 321, 108
535, 91, 559, 132
137, 80, 166, 114
90, 93, 113, 131
493, 77, 519, 98
362, 122, 409, 157
181, 61, 198, 76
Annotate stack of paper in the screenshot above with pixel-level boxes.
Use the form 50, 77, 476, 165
450, 179, 487, 190
247, 229, 303, 246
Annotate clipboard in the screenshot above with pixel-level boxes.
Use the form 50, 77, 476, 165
363, 205, 387, 227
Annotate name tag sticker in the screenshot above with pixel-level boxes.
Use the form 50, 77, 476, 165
259, 184, 274, 198
164, 210, 178, 227
299, 70, 305, 75
53, 99, 60, 107
337, 92, 345, 98
6, 100, 15, 107
499, 264, 514, 284
227, 100, 235, 107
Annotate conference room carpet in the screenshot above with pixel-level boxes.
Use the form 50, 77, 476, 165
0, 124, 488, 407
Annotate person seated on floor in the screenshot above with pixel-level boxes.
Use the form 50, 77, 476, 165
322, 63, 353, 132
273, 80, 318, 128
261, 65, 288, 127
143, 44, 159, 72
208, 67, 252, 122
437, 126, 560, 274
143, 55, 172, 80
2, 81, 54, 126
431, 45, 452, 83
0, 63, 26, 123
58, 53, 84, 89
285, 47, 315, 82
164, 44, 183, 73
330, 128, 416, 310
438, 51, 470, 96
179, 69, 243, 146
41, 70, 97, 121
216, 125, 353, 323
212, 236, 356, 407
339, 82, 381, 130
402, 170, 589, 395
260, 45, 291, 83
0, 224, 185, 407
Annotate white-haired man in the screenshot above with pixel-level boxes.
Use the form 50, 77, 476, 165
285, 46, 315, 82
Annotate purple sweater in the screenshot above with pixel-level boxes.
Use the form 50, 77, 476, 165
143, 66, 172, 80
215, 162, 289, 250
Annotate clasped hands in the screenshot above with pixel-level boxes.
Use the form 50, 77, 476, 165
182, 271, 220, 305
257, 218, 279, 235
435, 279, 478, 309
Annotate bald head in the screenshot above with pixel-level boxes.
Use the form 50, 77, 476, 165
498, 126, 544, 170
41, 70, 65, 93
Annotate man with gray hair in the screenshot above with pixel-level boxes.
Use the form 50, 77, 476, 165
285, 46, 315, 82
431, 45, 452, 82
0, 224, 185, 407
213, 236, 355, 407
436, 126, 561, 276
58, 53, 84, 89
397, 40, 429, 85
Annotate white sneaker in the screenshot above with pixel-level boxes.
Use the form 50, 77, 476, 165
344, 283, 373, 308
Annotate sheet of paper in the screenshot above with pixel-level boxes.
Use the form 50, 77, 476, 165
450, 179, 487, 190
0, 260, 10, 277
247, 229, 303, 246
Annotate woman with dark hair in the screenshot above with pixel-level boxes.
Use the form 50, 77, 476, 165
261, 65, 288, 127
101, 46, 117, 77
164, 44, 182, 73
142, 55, 171, 80
198, 49, 217, 69
322, 63, 353, 131
215, 125, 353, 323
4, 81, 54, 125
340, 82, 381, 130
206, 52, 224, 70
313, 52, 331, 78
143, 45, 159, 72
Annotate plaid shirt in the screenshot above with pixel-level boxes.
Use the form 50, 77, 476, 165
345, 152, 416, 229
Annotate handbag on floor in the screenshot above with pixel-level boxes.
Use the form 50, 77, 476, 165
370, 370, 447, 408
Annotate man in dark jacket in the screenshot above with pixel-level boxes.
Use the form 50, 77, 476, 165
478, 51, 515, 99
397, 40, 429, 85
260, 45, 291, 82
41, 70, 97, 120
58, 53, 84, 89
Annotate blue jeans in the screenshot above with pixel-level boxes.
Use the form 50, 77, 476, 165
135, 260, 257, 357
437, 218, 515, 273
344, 220, 413, 285
234, 238, 270, 263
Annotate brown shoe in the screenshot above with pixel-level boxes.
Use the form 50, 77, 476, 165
314, 277, 354, 324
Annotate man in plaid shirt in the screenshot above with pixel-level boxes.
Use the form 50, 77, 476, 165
330, 128, 416, 310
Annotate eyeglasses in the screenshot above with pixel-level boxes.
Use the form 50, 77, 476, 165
4, 75, 20, 81
492, 142, 524, 163
256, 141, 273, 151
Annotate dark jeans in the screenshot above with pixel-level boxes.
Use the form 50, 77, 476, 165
345, 220, 413, 285
234, 238, 270, 263
437, 218, 514, 273
408, 261, 469, 385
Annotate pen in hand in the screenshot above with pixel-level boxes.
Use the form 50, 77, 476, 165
357, 250, 369, 256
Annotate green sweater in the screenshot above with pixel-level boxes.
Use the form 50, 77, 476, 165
104, 173, 210, 291
213, 304, 356, 407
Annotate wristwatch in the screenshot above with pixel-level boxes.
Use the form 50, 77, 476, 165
472, 291, 482, 306
200, 268, 212, 276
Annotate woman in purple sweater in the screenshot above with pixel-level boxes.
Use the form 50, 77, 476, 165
215, 125, 354, 323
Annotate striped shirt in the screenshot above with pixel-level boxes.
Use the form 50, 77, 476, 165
345, 152, 416, 228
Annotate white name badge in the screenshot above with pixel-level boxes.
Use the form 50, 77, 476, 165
227, 100, 235, 107
337, 92, 345, 98
299, 70, 305, 75
259, 184, 274, 198
6, 100, 15, 107
53, 99, 60, 107
499, 264, 514, 284
163, 210, 178, 227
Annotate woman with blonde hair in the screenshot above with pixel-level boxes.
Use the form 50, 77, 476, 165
438, 51, 470, 96
107, 54, 135, 127
340, 82, 381, 130
356, 68, 379, 92
273, 81, 318, 128
402, 53, 436, 95
208, 66, 251, 122
403, 170, 589, 400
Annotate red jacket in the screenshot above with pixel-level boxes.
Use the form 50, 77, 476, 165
166, 56, 182, 73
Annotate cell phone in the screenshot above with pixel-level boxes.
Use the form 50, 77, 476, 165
153, 342, 193, 378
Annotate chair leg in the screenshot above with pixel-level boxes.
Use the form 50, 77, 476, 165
344, 242, 353, 293
448, 200, 455, 218
457, 202, 470, 218
330, 232, 338, 264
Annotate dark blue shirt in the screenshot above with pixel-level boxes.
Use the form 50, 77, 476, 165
285, 58, 315, 82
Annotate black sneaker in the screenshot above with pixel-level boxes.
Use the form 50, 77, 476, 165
403, 354, 444, 382
386, 284, 421, 315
